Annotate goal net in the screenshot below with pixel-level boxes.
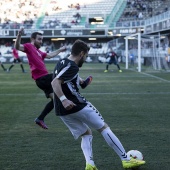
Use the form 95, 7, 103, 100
104, 33, 170, 72
124, 33, 170, 72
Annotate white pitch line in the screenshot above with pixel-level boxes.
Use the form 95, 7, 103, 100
0, 92, 170, 96
91, 75, 147, 78
84, 92, 170, 95
140, 72, 170, 83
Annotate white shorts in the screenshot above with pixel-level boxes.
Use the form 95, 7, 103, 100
60, 102, 105, 140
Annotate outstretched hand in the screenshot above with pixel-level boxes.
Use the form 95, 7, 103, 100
18, 27, 24, 36
59, 46, 67, 52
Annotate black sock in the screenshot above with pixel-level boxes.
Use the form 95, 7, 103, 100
20, 64, 25, 72
9, 65, 14, 71
117, 64, 120, 70
106, 64, 109, 70
38, 100, 54, 120
1, 64, 6, 71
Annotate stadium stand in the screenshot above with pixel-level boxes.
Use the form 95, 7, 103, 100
0, 0, 42, 29
0, 0, 169, 29
39, 0, 119, 29
119, 0, 169, 22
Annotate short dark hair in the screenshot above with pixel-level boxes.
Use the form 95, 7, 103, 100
71, 39, 90, 56
31, 32, 43, 39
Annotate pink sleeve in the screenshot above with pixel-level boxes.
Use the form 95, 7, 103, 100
42, 52, 47, 59
23, 43, 29, 53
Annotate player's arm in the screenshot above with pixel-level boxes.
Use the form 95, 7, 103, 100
51, 78, 76, 110
115, 52, 119, 58
106, 53, 110, 59
46, 46, 66, 59
51, 78, 65, 98
14, 28, 25, 52
79, 76, 93, 89
12, 52, 15, 58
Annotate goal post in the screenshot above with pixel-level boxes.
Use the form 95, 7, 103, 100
125, 33, 141, 72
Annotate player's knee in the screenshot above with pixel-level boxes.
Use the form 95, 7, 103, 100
97, 123, 109, 133
81, 128, 92, 136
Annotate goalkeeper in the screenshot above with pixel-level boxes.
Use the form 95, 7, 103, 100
104, 49, 122, 73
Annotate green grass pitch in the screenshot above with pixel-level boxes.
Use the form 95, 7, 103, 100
0, 63, 170, 170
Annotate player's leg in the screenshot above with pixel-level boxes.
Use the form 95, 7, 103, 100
104, 61, 112, 72
8, 59, 16, 72
81, 131, 97, 169
8, 63, 15, 71
18, 58, 26, 73
98, 125, 145, 168
84, 103, 145, 168
116, 64, 122, 72
20, 63, 25, 73
106, 64, 109, 70
83, 103, 129, 161
60, 110, 98, 170
35, 74, 54, 129
113, 59, 122, 72
8, 64, 14, 72
99, 125, 128, 160
38, 93, 54, 120
35, 99, 53, 129
0, 62, 7, 71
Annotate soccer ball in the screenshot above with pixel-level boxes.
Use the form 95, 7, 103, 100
127, 150, 144, 160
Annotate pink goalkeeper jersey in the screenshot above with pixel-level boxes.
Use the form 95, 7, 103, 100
23, 43, 48, 80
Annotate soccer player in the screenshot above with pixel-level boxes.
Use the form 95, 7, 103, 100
104, 49, 122, 73
51, 39, 145, 170
7, 47, 26, 73
14, 28, 66, 129
0, 52, 7, 71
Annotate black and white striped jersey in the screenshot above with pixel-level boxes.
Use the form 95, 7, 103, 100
53, 58, 87, 116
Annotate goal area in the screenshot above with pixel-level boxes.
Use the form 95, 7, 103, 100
107, 33, 170, 72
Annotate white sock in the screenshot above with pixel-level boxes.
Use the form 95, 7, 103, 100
101, 127, 129, 161
81, 135, 95, 166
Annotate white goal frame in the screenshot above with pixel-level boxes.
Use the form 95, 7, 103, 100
125, 32, 141, 72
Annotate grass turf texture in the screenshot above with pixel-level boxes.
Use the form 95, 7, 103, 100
0, 63, 170, 170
